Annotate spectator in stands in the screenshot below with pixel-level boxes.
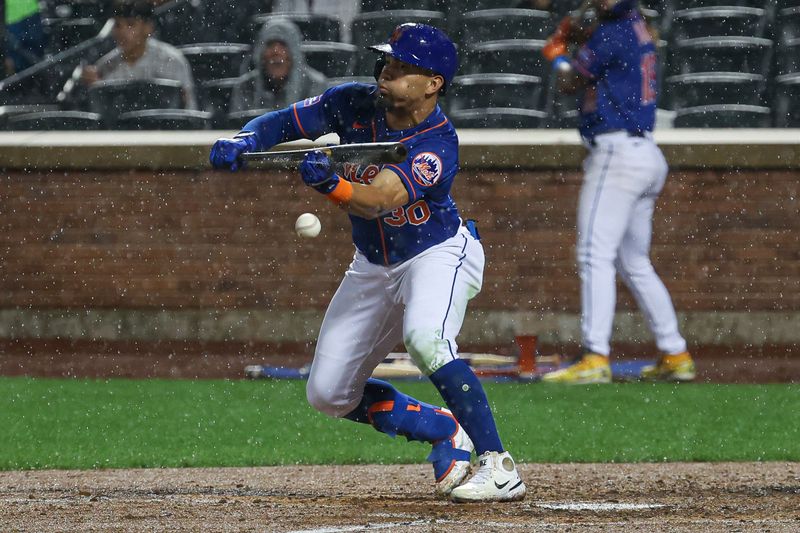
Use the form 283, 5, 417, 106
81, 0, 197, 109
230, 17, 326, 113
5, 0, 47, 73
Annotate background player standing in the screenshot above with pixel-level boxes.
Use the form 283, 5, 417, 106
210, 23, 525, 503
541, 0, 696, 384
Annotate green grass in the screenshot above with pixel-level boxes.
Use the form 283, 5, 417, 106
0, 377, 798, 470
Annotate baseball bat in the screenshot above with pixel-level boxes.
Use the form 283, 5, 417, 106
241, 142, 408, 168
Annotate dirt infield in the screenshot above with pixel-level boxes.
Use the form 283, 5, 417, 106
1, 463, 798, 532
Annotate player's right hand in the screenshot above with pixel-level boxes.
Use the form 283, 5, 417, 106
209, 132, 258, 171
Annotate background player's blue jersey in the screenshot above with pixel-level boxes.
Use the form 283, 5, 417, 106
572, 9, 658, 140
242, 83, 461, 265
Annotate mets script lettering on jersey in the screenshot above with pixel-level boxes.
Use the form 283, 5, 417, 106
343, 163, 381, 184
289, 83, 461, 265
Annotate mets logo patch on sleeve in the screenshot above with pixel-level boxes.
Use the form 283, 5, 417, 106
302, 95, 322, 107
411, 152, 443, 186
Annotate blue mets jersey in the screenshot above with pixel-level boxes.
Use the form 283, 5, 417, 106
572, 9, 658, 140
241, 82, 461, 265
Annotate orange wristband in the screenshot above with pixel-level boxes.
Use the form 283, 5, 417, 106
326, 178, 353, 206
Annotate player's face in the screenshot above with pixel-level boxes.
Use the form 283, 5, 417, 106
263, 41, 292, 81
112, 17, 152, 55
376, 56, 442, 109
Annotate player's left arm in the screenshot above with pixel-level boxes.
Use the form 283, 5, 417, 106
299, 151, 408, 218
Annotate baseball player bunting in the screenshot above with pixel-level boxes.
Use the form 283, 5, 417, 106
210, 23, 525, 502
541, 0, 696, 384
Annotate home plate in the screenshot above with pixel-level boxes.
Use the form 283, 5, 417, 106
537, 502, 666, 511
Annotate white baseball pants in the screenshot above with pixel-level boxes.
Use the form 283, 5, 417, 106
577, 131, 687, 356
306, 226, 484, 417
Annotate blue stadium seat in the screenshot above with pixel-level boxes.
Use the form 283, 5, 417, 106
673, 104, 772, 128
449, 107, 547, 128
664, 72, 766, 110
197, 77, 238, 128
0, 104, 60, 130
178, 43, 252, 84
300, 42, 358, 78
7, 110, 102, 130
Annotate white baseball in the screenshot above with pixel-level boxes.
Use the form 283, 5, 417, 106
295, 212, 321, 238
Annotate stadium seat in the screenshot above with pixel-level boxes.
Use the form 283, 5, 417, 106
154, 0, 205, 45
448, 74, 545, 113
7, 110, 102, 130
43, 0, 109, 20
668, 37, 773, 75
673, 104, 772, 128
664, 72, 766, 110
324, 76, 375, 89
177, 43, 252, 84
459, 9, 553, 42
0, 104, 60, 130
670, 7, 767, 41
224, 109, 272, 130
776, 39, 800, 75
672, 0, 768, 8
198, 77, 239, 128
543, 84, 579, 129
462, 40, 548, 79
361, 0, 437, 10
776, 7, 800, 44
459, 0, 521, 12
87, 79, 184, 128
300, 42, 358, 78
350, 10, 446, 49
251, 13, 343, 42
44, 17, 103, 54
449, 107, 547, 128
773, 73, 800, 126
116, 109, 212, 130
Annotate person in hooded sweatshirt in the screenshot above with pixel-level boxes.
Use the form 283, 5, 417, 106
229, 17, 327, 113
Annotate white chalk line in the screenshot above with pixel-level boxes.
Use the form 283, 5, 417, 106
537, 501, 666, 511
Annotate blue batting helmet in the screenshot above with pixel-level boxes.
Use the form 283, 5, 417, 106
368, 23, 458, 93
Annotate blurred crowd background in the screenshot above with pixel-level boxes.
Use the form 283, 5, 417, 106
0, 0, 798, 130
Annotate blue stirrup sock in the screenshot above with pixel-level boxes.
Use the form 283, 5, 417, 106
429, 359, 504, 454
344, 378, 456, 442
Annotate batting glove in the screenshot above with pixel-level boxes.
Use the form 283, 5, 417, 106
209, 132, 258, 171
300, 150, 340, 194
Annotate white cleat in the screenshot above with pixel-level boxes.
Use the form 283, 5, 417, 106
431, 411, 474, 497
450, 451, 526, 503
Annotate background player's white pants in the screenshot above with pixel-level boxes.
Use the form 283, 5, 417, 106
306, 226, 484, 418
577, 131, 687, 357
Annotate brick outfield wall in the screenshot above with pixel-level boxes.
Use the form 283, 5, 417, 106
2, 167, 798, 316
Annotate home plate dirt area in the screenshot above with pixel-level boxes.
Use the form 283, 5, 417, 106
1, 462, 798, 532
